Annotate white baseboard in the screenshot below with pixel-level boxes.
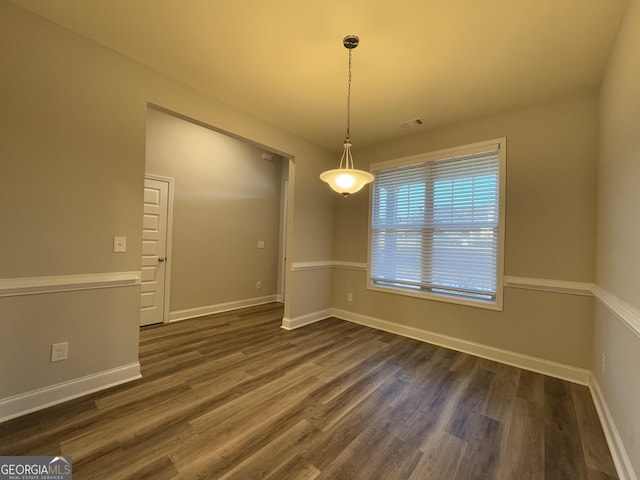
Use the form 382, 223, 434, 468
590, 377, 638, 480
281, 309, 332, 330
282, 307, 590, 385
169, 295, 279, 323
332, 309, 590, 385
0, 363, 141, 423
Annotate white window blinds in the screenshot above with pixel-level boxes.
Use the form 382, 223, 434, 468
370, 144, 502, 304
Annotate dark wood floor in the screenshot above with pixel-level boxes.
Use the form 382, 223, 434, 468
1, 303, 618, 479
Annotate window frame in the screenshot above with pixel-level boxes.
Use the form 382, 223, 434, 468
367, 138, 506, 311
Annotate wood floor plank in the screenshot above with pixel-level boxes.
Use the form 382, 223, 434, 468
0, 399, 100, 456
517, 369, 545, 405
570, 383, 618, 477
484, 363, 520, 423
445, 363, 495, 437
263, 454, 321, 480
498, 397, 545, 480
188, 363, 323, 433
0, 303, 619, 480
544, 376, 589, 479
586, 468, 620, 480
306, 349, 395, 405
409, 430, 467, 480
312, 337, 389, 382
453, 413, 503, 480
305, 358, 401, 432
316, 397, 423, 480
392, 368, 460, 448
217, 419, 318, 480
301, 376, 410, 471
174, 393, 321, 479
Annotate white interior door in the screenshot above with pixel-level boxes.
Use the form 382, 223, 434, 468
140, 177, 170, 326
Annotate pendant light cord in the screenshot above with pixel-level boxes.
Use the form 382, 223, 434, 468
345, 48, 352, 143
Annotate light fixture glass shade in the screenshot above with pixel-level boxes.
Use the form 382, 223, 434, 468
320, 168, 374, 196
320, 141, 374, 196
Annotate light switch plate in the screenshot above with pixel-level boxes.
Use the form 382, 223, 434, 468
257, 240, 265, 249
113, 236, 127, 253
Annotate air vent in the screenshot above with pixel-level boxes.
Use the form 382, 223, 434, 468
399, 118, 425, 129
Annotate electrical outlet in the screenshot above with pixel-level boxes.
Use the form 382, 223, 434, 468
51, 342, 68, 362
347, 292, 353, 302
601, 353, 606, 373
256, 281, 262, 289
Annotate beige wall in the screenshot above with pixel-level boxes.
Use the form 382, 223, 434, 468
3, 9, 637, 476
594, 0, 640, 475
1, 288, 140, 399
145, 108, 284, 311
0, 1, 335, 405
596, 0, 640, 304
332, 91, 599, 368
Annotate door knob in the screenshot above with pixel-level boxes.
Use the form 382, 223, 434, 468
158, 256, 166, 262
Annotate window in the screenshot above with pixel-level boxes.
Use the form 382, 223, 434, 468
368, 139, 505, 310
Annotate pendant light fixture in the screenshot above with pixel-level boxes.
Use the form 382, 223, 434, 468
320, 35, 374, 197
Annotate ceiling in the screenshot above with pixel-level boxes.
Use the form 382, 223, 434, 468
10, 0, 629, 152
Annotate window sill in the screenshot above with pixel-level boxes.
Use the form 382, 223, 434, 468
366, 283, 504, 311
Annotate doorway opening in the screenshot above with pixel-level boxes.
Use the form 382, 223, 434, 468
142, 105, 293, 326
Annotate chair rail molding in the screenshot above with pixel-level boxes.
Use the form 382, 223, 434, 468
591, 285, 640, 337
290, 260, 366, 271
0, 272, 142, 297
504, 276, 593, 296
